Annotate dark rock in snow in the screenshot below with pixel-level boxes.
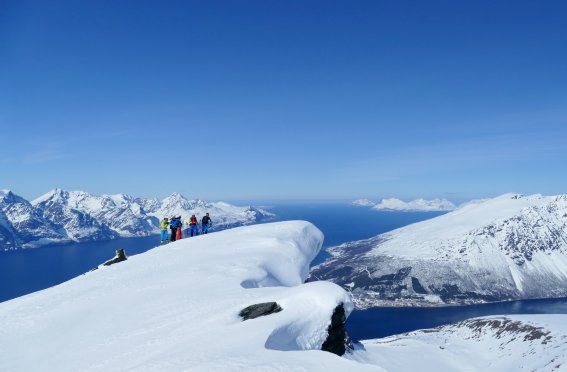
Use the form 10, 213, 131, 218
90, 249, 128, 272
321, 304, 353, 356
103, 249, 128, 266
239, 302, 283, 320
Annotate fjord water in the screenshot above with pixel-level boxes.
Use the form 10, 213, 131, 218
2, 203, 567, 340
0, 235, 160, 303
347, 298, 567, 341
0, 203, 441, 303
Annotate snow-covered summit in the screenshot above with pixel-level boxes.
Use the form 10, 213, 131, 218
311, 193, 567, 307
0, 189, 12, 199
372, 197, 456, 212
0, 221, 371, 371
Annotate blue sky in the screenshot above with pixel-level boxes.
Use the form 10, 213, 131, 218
1, 0, 566, 202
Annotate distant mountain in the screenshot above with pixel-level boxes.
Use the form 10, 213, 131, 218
310, 194, 567, 308
0, 190, 68, 249
0, 189, 274, 250
357, 315, 567, 371
372, 198, 456, 212
351, 199, 376, 207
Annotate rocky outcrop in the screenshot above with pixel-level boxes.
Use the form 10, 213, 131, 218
239, 302, 283, 320
103, 249, 128, 266
321, 304, 353, 356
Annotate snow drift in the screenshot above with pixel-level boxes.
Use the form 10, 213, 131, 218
0, 221, 375, 371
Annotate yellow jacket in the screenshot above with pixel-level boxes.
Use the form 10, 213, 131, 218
160, 219, 169, 230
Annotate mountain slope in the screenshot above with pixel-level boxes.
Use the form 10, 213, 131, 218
310, 194, 567, 308
350, 315, 567, 371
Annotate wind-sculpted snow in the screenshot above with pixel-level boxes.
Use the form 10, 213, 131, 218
0, 189, 274, 250
349, 315, 567, 371
311, 194, 567, 308
0, 221, 378, 372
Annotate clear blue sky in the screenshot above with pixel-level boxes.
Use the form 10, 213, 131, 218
1, 0, 566, 202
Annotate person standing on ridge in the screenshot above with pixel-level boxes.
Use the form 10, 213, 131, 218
201, 212, 212, 234
160, 217, 169, 244
176, 215, 183, 240
170, 216, 181, 242
189, 214, 199, 237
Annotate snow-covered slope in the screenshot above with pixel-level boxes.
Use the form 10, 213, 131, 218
372, 198, 456, 212
349, 315, 567, 371
0, 189, 274, 250
0, 221, 376, 372
310, 194, 567, 308
2, 221, 566, 371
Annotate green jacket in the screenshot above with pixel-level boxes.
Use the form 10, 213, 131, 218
160, 219, 170, 230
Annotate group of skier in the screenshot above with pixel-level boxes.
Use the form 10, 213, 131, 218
159, 213, 213, 244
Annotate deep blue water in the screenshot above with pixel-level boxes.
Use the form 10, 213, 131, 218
347, 297, 567, 341
0, 235, 160, 303
2, 203, 567, 340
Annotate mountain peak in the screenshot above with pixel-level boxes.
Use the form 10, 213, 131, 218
0, 189, 12, 197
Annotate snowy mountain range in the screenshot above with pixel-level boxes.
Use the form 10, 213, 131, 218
0, 189, 274, 250
1, 221, 565, 371
351, 197, 456, 211
351, 198, 376, 207
312, 193, 567, 308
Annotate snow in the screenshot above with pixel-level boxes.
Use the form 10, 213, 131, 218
0, 221, 379, 372
370, 193, 551, 258
1, 220, 566, 371
312, 193, 567, 307
372, 198, 456, 212
349, 315, 567, 372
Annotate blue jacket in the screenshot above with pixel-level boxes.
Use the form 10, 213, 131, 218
170, 217, 181, 229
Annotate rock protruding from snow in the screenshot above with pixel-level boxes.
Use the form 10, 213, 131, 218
321, 304, 353, 356
239, 302, 283, 320
102, 249, 128, 266
372, 198, 456, 212
311, 193, 567, 308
